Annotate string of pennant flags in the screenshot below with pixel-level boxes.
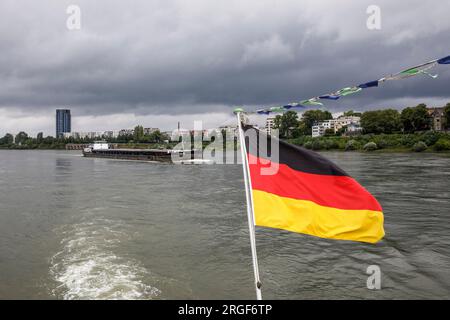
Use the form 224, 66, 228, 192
233, 54, 450, 300
243, 55, 450, 115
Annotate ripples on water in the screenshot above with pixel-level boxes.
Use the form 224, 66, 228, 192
0, 150, 449, 299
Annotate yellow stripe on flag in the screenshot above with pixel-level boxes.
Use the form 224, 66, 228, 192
252, 190, 384, 243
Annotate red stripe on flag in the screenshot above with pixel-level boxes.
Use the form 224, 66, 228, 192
248, 154, 382, 212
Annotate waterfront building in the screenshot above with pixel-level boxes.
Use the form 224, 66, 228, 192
218, 125, 238, 141
346, 123, 363, 134
311, 116, 361, 137
312, 124, 325, 137
322, 119, 337, 131
312, 120, 336, 137
102, 131, 120, 139
194, 129, 210, 139
265, 117, 276, 135
118, 129, 135, 136
63, 131, 111, 139
63, 128, 166, 140
427, 107, 445, 132
144, 127, 159, 135
333, 116, 361, 132
56, 109, 71, 138
171, 128, 191, 141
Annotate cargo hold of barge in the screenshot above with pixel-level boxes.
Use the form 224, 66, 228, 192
82, 141, 194, 163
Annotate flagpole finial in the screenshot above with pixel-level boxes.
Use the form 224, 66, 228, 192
233, 107, 245, 114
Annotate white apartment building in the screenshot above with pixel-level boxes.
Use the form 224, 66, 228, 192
63, 131, 105, 139
62, 127, 167, 140
312, 125, 325, 137
265, 117, 276, 135
312, 116, 361, 137
102, 131, 120, 138
144, 128, 159, 135
333, 116, 361, 132
346, 123, 363, 134
118, 129, 134, 136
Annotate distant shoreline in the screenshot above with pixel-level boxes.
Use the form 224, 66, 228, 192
1, 148, 449, 155
1, 132, 450, 153
287, 131, 450, 153
0, 138, 450, 154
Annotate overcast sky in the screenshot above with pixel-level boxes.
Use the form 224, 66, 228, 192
0, 0, 449, 136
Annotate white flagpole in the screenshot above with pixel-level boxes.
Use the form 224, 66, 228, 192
236, 111, 262, 300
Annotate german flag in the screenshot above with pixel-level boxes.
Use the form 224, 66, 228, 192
244, 125, 384, 244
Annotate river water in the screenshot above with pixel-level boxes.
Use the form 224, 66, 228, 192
0, 150, 449, 299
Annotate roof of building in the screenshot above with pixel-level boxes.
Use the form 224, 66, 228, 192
427, 107, 445, 116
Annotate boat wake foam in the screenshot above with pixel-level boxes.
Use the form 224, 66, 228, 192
50, 218, 160, 300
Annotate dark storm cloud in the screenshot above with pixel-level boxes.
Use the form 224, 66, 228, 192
0, 0, 449, 118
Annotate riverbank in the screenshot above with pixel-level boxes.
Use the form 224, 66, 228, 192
287, 131, 450, 152
0, 142, 175, 150
0, 143, 67, 150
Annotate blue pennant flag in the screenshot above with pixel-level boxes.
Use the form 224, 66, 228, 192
358, 80, 379, 89
319, 95, 340, 100
438, 55, 450, 64
283, 104, 306, 109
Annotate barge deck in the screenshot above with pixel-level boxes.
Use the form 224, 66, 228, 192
83, 148, 193, 163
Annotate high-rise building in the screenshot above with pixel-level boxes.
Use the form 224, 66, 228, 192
56, 109, 71, 138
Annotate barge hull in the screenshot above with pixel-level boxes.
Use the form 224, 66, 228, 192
83, 149, 178, 163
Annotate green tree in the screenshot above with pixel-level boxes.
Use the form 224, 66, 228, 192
434, 138, 450, 151
36, 132, 44, 143
344, 110, 362, 117
0, 133, 14, 145
272, 111, 299, 138
160, 132, 170, 142
400, 104, 431, 133
444, 103, 450, 129
335, 126, 347, 136
15, 131, 28, 145
297, 121, 310, 136
361, 109, 401, 134
273, 115, 282, 131
299, 109, 333, 135
133, 125, 144, 142
301, 110, 333, 129
149, 130, 163, 143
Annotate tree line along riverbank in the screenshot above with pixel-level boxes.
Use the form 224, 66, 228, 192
273, 103, 450, 152
287, 131, 450, 152
0, 127, 172, 150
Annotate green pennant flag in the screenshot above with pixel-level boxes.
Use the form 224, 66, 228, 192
336, 87, 362, 97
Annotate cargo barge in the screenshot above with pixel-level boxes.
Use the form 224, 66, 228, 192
82, 141, 194, 163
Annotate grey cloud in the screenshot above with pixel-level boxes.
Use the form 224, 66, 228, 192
0, 0, 449, 123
